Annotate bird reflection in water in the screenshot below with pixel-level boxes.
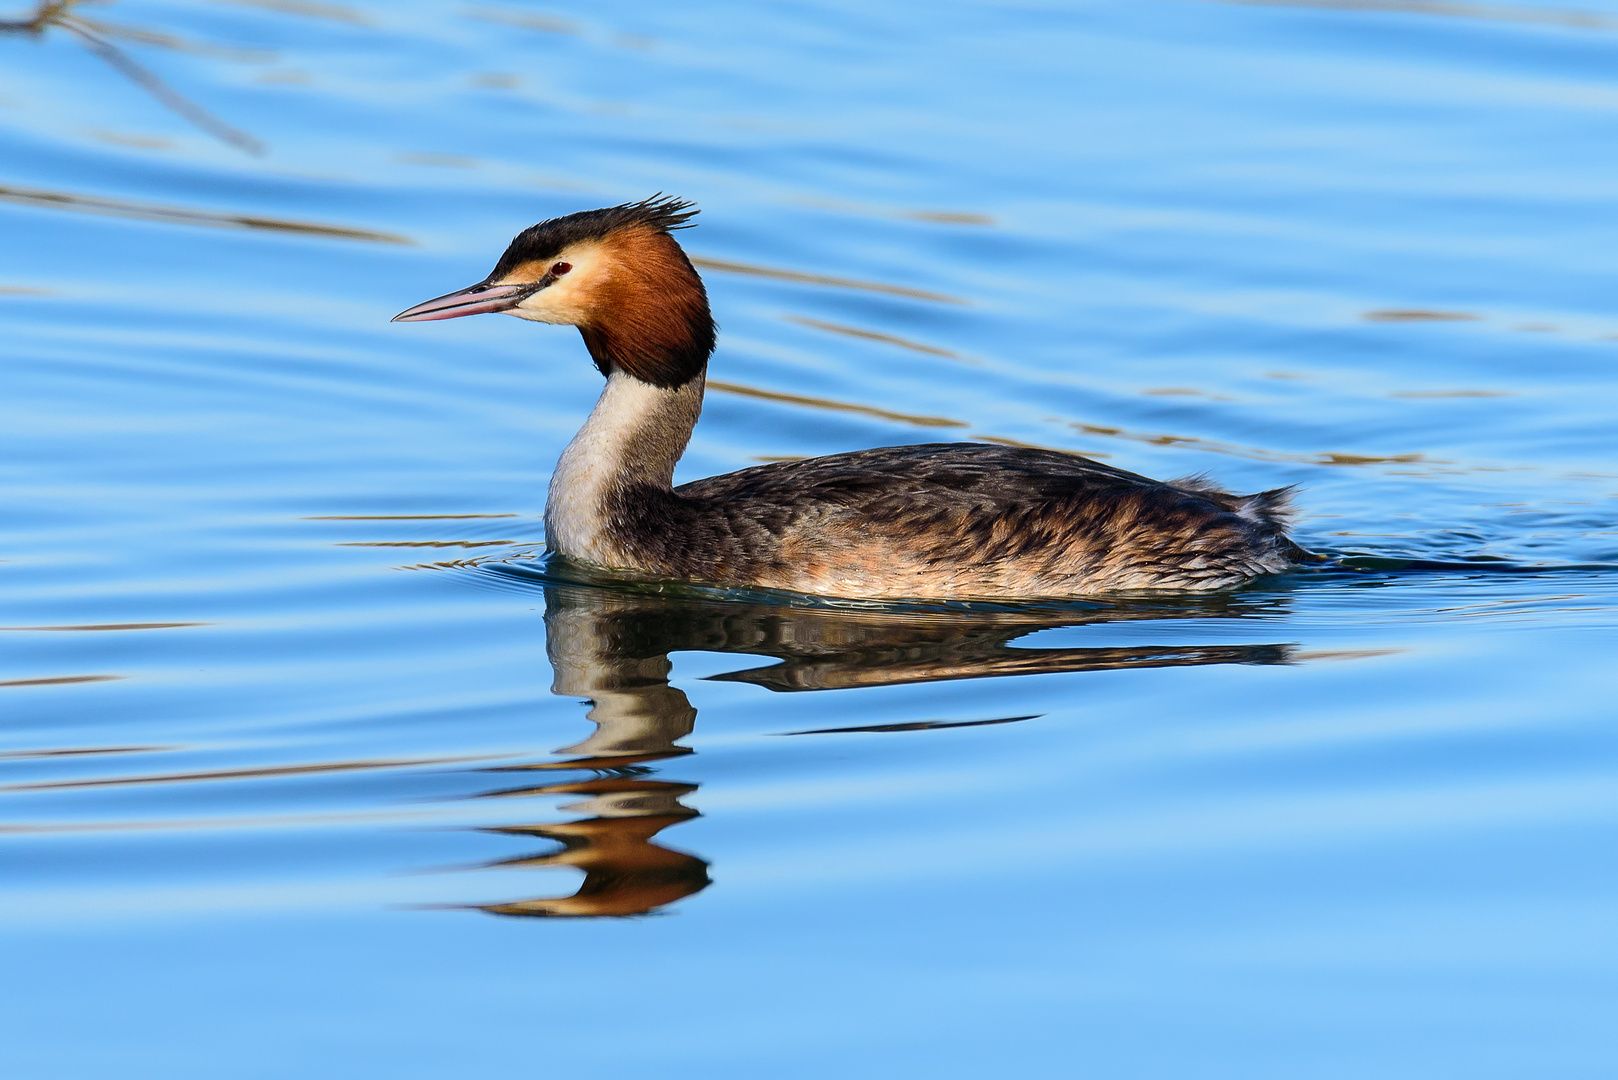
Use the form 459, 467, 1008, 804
466, 595, 705, 918
459, 573, 1294, 918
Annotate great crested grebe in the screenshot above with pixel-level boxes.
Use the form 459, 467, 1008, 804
394, 196, 1308, 599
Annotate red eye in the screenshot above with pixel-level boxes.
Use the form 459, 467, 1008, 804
550, 262, 572, 276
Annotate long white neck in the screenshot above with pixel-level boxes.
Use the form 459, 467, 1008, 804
544, 366, 705, 566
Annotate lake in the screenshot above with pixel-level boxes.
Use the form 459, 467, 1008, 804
2, 0, 1616, 1075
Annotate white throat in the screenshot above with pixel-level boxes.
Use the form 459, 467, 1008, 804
544, 366, 704, 566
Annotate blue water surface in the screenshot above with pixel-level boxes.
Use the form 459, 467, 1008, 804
2, 0, 1617, 1076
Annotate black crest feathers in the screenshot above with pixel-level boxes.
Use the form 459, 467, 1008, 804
490, 194, 701, 281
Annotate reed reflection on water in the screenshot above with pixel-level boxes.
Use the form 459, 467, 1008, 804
464, 572, 1294, 918
1, 0, 265, 153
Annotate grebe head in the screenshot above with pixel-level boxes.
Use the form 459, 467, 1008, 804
393, 195, 715, 388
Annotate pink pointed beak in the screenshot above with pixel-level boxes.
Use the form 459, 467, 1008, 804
391, 281, 533, 322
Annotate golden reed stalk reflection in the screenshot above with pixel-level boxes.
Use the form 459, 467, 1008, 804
2, 0, 265, 153
457, 577, 1295, 918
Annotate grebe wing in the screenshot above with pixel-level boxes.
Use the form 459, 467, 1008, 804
675, 442, 1168, 504
654, 443, 1299, 594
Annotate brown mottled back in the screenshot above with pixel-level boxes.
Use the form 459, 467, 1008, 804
591, 442, 1303, 600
